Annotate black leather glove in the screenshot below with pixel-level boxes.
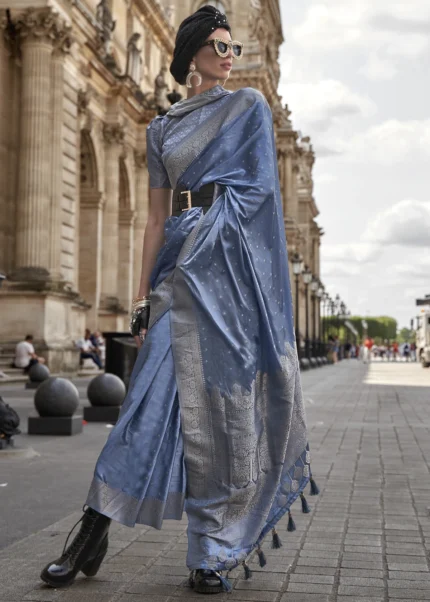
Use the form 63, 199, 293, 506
130, 306, 150, 338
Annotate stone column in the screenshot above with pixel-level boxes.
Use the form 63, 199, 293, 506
118, 209, 136, 310
14, 8, 66, 278
133, 150, 149, 292
282, 151, 290, 217
79, 191, 104, 328
48, 33, 71, 279
0, 32, 12, 273
290, 159, 299, 223
101, 123, 124, 305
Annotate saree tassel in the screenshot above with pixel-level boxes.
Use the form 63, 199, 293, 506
242, 560, 252, 580
256, 546, 267, 567
271, 527, 282, 549
309, 477, 320, 496
287, 511, 296, 532
300, 492, 311, 513
214, 571, 233, 593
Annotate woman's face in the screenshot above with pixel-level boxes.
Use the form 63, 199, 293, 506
193, 28, 233, 84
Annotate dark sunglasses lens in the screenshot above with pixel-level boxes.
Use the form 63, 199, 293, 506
216, 41, 228, 54
233, 44, 242, 57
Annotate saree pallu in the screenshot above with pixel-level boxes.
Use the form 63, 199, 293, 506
87, 88, 315, 572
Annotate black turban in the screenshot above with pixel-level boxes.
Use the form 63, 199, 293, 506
170, 5, 232, 85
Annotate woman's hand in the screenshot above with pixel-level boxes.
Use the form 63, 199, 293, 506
134, 329, 147, 349
130, 305, 150, 349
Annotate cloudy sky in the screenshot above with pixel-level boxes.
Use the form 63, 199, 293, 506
278, 0, 430, 329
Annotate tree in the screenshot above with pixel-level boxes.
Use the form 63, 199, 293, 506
398, 328, 413, 343
322, 315, 398, 343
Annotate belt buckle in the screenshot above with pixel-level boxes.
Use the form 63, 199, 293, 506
180, 190, 192, 211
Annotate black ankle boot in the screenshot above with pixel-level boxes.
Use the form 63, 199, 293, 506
40, 507, 111, 588
191, 569, 227, 594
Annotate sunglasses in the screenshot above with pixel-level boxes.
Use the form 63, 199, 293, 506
201, 38, 244, 60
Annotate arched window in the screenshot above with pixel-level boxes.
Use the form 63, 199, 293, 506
199, 0, 226, 13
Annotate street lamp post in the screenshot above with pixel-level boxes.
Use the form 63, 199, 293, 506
310, 277, 319, 357
303, 266, 313, 359
335, 294, 341, 338
291, 252, 304, 358
330, 299, 336, 341
317, 284, 324, 356
339, 300, 346, 359
322, 292, 329, 351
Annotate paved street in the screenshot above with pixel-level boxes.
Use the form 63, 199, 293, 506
1, 360, 430, 601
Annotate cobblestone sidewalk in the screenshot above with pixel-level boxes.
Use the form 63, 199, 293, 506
1, 360, 430, 602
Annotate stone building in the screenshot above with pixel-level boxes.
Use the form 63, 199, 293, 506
0, 0, 321, 372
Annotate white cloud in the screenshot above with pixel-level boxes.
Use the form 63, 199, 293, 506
363, 199, 430, 246
345, 120, 430, 164
292, 4, 363, 49
291, 1, 430, 81
359, 54, 398, 81
369, 13, 430, 35
278, 79, 376, 132
322, 243, 377, 265
300, 119, 430, 164
321, 264, 360, 278
392, 256, 430, 279
314, 172, 338, 185
319, 200, 430, 317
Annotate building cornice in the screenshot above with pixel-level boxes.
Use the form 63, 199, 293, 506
132, 0, 175, 53
268, 0, 284, 44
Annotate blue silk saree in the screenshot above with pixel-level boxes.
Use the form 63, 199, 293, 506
86, 85, 316, 573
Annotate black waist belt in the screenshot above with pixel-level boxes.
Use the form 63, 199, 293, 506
172, 183, 215, 217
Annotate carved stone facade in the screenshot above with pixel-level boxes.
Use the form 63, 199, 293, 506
0, 0, 321, 372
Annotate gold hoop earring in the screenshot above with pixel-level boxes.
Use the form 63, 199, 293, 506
186, 64, 202, 88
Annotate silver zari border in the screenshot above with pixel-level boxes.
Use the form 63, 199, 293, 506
86, 476, 185, 529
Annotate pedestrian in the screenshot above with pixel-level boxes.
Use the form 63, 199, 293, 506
392, 341, 399, 361
363, 336, 374, 364
386, 342, 392, 362
331, 335, 340, 363
76, 329, 102, 370
403, 342, 410, 362
410, 342, 417, 362
344, 341, 351, 359
13, 335, 45, 373
92, 330, 106, 365
40, 5, 318, 595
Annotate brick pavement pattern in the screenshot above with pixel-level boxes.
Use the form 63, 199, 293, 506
1, 360, 430, 601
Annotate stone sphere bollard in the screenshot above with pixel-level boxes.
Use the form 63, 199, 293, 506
84, 373, 126, 424
29, 363, 50, 382
34, 377, 80, 417
300, 357, 311, 371
87, 373, 126, 407
25, 363, 50, 389
28, 377, 82, 436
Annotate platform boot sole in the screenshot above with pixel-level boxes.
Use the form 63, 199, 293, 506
40, 535, 108, 588
194, 584, 224, 594
193, 580, 224, 595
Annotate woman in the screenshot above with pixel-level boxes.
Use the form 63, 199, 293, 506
40, 5, 318, 595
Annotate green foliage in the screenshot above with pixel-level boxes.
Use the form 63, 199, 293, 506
322, 315, 398, 343
398, 328, 414, 343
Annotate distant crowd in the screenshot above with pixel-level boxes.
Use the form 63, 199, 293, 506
327, 335, 417, 364
360, 337, 416, 363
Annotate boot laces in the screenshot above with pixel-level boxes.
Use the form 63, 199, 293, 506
61, 506, 98, 561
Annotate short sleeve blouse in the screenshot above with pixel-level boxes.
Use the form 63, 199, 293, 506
146, 116, 171, 189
